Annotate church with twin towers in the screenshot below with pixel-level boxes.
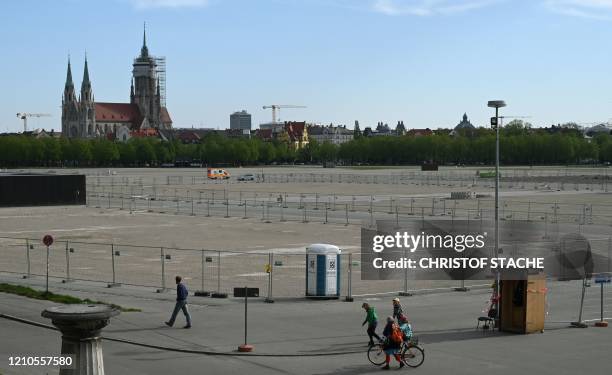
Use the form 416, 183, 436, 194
61, 27, 172, 139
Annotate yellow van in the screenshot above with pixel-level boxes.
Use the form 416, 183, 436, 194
207, 168, 230, 180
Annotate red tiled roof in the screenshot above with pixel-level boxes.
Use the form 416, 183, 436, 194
407, 129, 433, 137
285, 121, 306, 141
95, 102, 142, 124
257, 129, 273, 140
130, 128, 159, 138
161, 107, 172, 125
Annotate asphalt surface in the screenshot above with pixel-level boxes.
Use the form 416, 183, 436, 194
1, 273, 611, 375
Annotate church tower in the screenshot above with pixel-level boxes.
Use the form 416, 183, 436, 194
61, 57, 79, 137
79, 56, 96, 137
131, 24, 161, 128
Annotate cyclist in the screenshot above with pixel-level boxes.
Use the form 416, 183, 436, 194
381, 316, 404, 370
397, 313, 413, 342
362, 303, 382, 346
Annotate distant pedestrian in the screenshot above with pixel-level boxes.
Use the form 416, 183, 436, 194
165, 275, 192, 329
392, 297, 404, 321
362, 303, 382, 346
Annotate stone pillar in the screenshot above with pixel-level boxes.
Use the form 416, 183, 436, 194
42, 304, 119, 375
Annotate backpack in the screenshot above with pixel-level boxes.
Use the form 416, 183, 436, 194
390, 324, 404, 344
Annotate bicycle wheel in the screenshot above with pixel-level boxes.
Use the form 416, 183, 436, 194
367, 344, 386, 366
402, 345, 425, 368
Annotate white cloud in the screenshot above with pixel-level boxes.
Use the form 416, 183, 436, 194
545, 0, 612, 20
370, 0, 501, 16
127, 0, 210, 9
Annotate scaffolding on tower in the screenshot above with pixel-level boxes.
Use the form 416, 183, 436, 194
154, 56, 166, 108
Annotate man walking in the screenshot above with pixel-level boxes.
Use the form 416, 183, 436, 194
165, 275, 192, 329
362, 303, 381, 346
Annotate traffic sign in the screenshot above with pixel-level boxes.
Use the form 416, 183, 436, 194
594, 275, 611, 284
43, 234, 54, 247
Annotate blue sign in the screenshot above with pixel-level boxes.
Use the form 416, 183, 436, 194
594, 275, 612, 284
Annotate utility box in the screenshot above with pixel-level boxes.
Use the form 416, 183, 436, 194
500, 273, 546, 334
306, 244, 341, 299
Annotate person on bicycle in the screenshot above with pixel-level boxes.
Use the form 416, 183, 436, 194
397, 313, 413, 342
362, 303, 382, 346
381, 316, 404, 370
392, 297, 404, 321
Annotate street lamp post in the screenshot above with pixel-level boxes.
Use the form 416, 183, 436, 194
488, 100, 506, 328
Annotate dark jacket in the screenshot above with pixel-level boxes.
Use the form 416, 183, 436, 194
393, 304, 403, 320
383, 322, 401, 348
177, 283, 188, 301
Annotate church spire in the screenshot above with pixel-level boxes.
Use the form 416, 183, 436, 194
141, 22, 149, 57
82, 53, 90, 85
81, 54, 93, 102
65, 56, 73, 87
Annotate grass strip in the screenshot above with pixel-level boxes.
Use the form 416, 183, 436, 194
0, 283, 140, 312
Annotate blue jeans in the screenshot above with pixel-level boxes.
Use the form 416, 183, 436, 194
168, 300, 191, 326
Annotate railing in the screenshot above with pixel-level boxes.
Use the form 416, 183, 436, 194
84, 186, 612, 226
2, 236, 611, 301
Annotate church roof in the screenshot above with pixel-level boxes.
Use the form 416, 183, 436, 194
161, 107, 172, 125
454, 113, 475, 130
95, 102, 142, 123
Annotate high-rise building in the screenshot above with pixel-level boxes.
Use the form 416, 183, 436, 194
230, 110, 252, 131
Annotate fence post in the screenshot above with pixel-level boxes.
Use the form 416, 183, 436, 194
108, 244, 120, 288
345, 253, 354, 302
217, 250, 221, 292
395, 205, 399, 229
210, 250, 229, 298
265, 253, 274, 303
62, 241, 72, 283
421, 207, 425, 229
345, 204, 349, 226
194, 250, 210, 297
201, 250, 205, 291
23, 239, 31, 279
322, 203, 328, 224
45, 244, 50, 293
571, 278, 588, 328
303, 203, 309, 223
156, 247, 166, 293
400, 247, 410, 296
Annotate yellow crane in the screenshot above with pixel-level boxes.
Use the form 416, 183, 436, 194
262, 105, 306, 124
16, 112, 51, 132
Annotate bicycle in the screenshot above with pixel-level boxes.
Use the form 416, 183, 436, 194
367, 336, 425, 368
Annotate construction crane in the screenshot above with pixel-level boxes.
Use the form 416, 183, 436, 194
16, 113, 51, 132
262, 105, 306, 124
498, 116, 531, 127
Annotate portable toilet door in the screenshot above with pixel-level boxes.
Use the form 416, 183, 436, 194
306, 244, 341, 298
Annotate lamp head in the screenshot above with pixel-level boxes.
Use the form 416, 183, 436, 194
488, 100, 506, 109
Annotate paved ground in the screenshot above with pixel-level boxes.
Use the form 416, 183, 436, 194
1, 273, 611, 375
1, 166, 610, 374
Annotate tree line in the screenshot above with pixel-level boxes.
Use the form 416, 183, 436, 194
0, 127, 611, 168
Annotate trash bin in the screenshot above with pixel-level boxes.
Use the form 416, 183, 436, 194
306, 244, 341, 299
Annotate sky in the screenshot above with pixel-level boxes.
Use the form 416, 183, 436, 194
1, 0, 612, 132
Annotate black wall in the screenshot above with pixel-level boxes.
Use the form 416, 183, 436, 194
0, 174, 86, 207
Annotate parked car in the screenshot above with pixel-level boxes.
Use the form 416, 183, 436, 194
237, 173, 256, 181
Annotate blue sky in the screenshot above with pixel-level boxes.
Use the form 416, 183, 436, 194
2, 0, 612, 132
